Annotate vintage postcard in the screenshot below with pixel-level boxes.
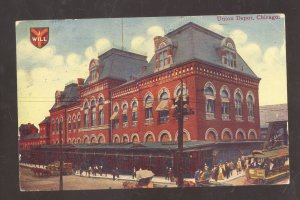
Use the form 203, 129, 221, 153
16, 14, 288, 191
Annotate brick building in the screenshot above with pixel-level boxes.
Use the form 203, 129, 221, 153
31, 22, 263, 175
19, 117, 50, 151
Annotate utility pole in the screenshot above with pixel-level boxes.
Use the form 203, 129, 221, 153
59, 116, 63, 190
173, 78, 193, 187
177, 79, 184, 187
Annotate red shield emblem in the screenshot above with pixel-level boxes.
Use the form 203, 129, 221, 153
30, 27, 49, 48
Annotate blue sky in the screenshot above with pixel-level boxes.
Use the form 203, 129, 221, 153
16, 14, 287, 127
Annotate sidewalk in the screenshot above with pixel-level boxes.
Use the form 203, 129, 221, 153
19, 163, 244, 186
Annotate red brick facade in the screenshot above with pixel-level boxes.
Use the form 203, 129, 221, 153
47, 22, 260, 147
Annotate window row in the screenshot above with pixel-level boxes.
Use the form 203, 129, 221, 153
205, 128, 257, 141
204, 82, 255, 121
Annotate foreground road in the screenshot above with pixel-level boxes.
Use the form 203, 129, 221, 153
20, 167, 124, 191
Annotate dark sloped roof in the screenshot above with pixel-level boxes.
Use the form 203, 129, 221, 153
145, 22, 258, 78
22, 133, 40, 140
39, 116, 50, 125
259, 104, 288, 128
84, 48, 148, 86
50, 83, 79, 110
245, 146, 288, 159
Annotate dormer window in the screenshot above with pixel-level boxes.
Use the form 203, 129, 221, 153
154, 36, 173, 71
159, 50, 168, 68
220, 37, 237, 68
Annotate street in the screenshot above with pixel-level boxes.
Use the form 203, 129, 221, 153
20, 167, 124, 191
19, 166, 289, 191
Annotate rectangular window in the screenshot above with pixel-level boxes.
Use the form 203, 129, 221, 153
77, 121, 81, 129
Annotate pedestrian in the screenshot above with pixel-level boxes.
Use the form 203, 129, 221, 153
229, 161, 234, 176
115, 167, 119, 179
132, 167, 136, 179
168, 168, 173, 182
217, 164, 224, 180
112, 168, 116, 181
245, 162, 250, 180
225, 162, 230, 179
236, 158, 242, 175
99, 165, 103, 176
165, 167, 169, 180
194, 169, 200, 182
211, 165, 216, 181
214, 165, 219, 182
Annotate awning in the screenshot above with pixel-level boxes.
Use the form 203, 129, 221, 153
99, 105, 104, 110
145, 101, 153, 108
175, 95, 188, 102
155, 99, 169, 111
221, 98, 229, 103
110, 112, 118, 120
122, 110, 127, 114
132, 107, 138, 112
205, 95, 215, 100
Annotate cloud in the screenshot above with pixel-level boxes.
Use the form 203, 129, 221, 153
130, 26, 165, 61
84, 38, 111, 59
208, 23, 224, 34
229, 30, 248, 46
229, 29, 287, 105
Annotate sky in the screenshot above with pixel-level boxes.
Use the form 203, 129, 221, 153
16, 14, 287, 128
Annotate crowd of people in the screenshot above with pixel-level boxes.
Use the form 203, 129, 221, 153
194, 158, 247, 182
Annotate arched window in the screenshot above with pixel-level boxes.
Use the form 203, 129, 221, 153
132, 101, 138, 126
98, 136, 104, 144
221, 89, 230, 120
157, 91, 169, 124
72, 138, 76, 144
236, 132, 244, 140
55, 119, 59, 133
248, 132, 256, 140
145, 134, 154, 143
77, 138, 81, 144
160, 133, 170, 142
52, 119, 55, 134
68, 116, 71, 131
83, 137, 89, 144
132, 135, 139, 144
84, 102, 89, 127
90, 137, 96, 143
122, 104, 128, 127
77, 114, 81, 129
145, 95, 153, 124
98, 109, 104, 125
247, 95, 254, 119
222, 131, 232, 141
59, 118, 63, 133
72, 116, 76, 130
235, 92, 243, 120
204, 84, 215, 119
122, 135, 129, 143
227, 52, 234, 67
91, 100, 96, 126
206, 131, 217, 141
113, 136, 120, 144
98, 97, 104, 125
111, 106, 119, 129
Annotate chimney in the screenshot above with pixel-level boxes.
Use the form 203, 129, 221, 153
153, 36, 162, 50
77, 78, 85, 87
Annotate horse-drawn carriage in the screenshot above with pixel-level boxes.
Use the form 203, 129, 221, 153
123, 169, 155, 189
44, 161, 73, 176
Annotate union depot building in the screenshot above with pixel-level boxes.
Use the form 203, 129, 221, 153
24, 22, 264, 177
